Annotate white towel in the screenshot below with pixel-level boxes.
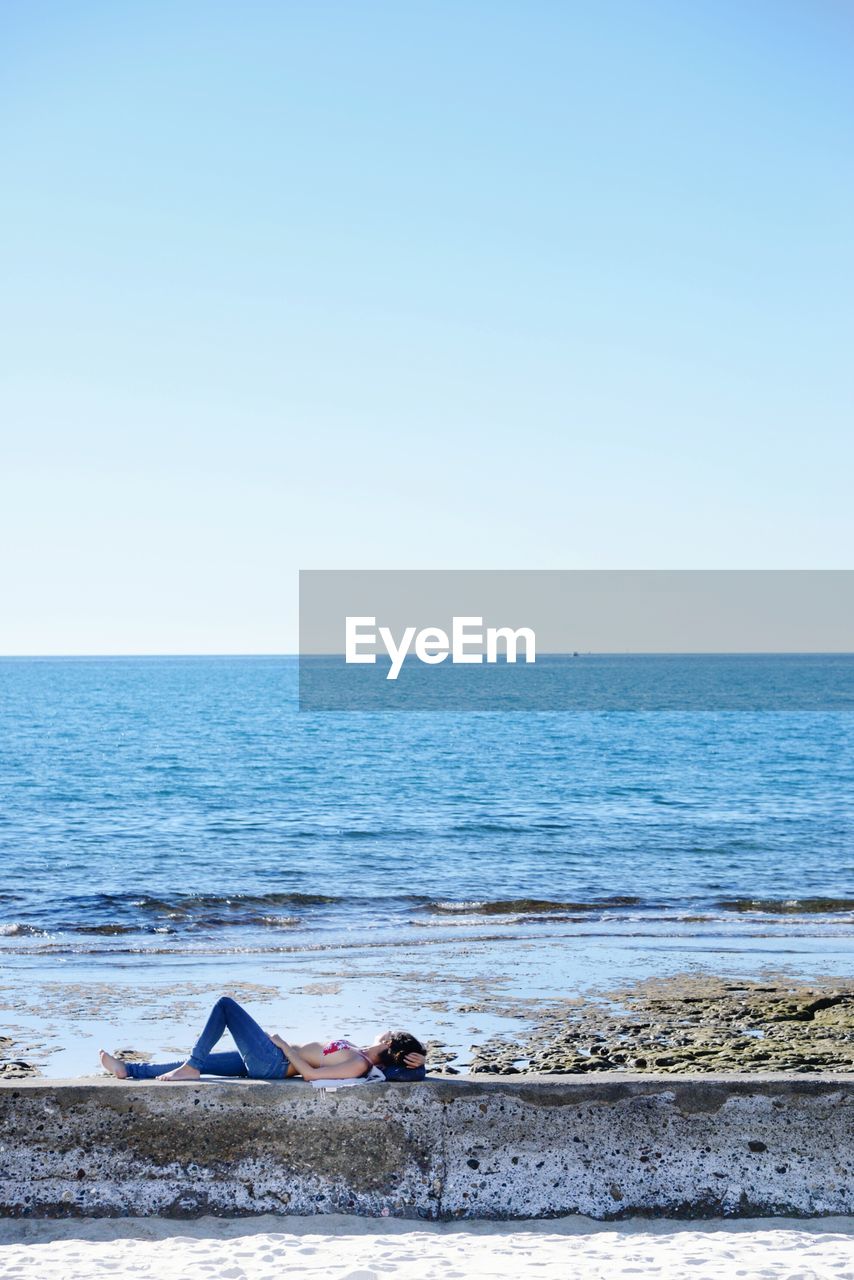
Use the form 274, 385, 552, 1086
311, 1065, 386, 1090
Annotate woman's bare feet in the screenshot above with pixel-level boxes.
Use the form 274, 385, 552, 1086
156, 1062, 201, 1081
99, 1049, 128, 1079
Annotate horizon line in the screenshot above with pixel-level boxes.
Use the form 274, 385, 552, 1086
1, 651, 853, 660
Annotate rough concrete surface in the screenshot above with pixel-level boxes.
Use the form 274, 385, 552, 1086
1, 1075, 851, 1221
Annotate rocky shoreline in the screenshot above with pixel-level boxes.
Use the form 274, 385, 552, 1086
3, 974, 852, 1081
462, 975, 854, 1076
0, 1038, 37, 1080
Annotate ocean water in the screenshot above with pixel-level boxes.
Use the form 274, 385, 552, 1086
1, 655, 852, 960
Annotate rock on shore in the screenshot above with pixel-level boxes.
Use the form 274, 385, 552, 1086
465, 975, 854, 1076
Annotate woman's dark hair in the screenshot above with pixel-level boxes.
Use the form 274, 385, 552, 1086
379, 1030, 425, 1069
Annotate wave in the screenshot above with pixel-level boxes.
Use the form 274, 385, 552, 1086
4, 918, 852, 959
716, 897, 854, 915
128, 891, 342, 912
427, 895, 854, 919
4, 889, 851, 942
425, 895, 643, 916
0, 915, 303, 936
0, 890, 340, 937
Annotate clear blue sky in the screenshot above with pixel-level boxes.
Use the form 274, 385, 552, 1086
1, 1, 851, 653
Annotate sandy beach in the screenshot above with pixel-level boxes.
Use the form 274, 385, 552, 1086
2, 1213, 852, 1279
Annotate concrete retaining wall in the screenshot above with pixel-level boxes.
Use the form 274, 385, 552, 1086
1, 1074, 852, 1220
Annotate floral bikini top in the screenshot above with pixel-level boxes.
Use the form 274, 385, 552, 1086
322, 1038, 371, 1063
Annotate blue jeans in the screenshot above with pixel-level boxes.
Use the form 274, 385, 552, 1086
124, 996, 291, 1081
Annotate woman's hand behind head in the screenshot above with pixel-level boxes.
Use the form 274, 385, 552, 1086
380, 1031, 427, 1070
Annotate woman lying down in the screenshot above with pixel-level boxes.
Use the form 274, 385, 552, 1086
99, 995, 427, 1083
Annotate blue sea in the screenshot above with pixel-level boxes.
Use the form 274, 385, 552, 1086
1, 655, 852, 958
1, 654, 852, 1077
